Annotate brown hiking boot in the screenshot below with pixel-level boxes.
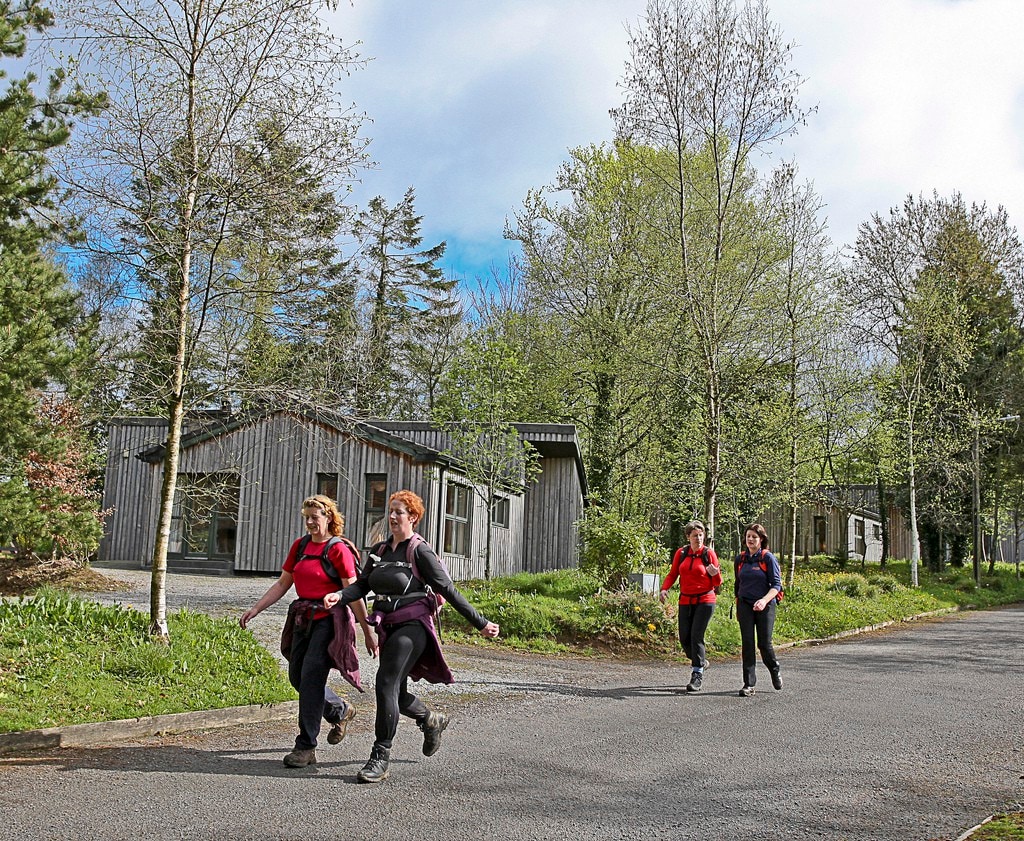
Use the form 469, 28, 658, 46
419, 710, 450, 757
327, 704, 356, 745
283, 748, 317, 768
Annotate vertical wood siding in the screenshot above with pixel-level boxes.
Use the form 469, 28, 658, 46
522, 456, 582, 573
99, 419, 168, 566
101, 414, 585, 580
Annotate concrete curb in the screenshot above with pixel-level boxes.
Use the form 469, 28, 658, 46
0, 701, 298, 756
775, 606, 960, 651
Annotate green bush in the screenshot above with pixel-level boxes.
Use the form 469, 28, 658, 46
576, 509, 661, 588
830, 573, 877, 599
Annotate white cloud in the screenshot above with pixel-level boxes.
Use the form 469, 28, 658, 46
325, 0, 1024, 275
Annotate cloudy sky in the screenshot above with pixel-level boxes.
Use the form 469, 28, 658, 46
323, 0, 1024, 283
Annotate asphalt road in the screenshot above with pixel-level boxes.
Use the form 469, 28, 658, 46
1, 570, 1021, 841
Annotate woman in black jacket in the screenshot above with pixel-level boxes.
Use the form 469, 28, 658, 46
324, 489, 499, 783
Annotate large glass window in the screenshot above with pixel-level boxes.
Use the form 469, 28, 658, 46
443, 482, 472, 556
491, 496, 510, 529
169, 473, 239, 559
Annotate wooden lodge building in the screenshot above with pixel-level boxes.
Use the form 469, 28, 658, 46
99, 409, 588, 579
758, 484, 912, 564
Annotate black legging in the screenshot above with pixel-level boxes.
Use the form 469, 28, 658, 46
374, 620, 430, 750
677, 602, 715, 669
736, 599, 779, 687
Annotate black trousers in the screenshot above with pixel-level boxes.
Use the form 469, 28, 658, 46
373, 621, 430, 750
677, 602, 715, 669
288, 616, 347, 750
736, 599, 779, 687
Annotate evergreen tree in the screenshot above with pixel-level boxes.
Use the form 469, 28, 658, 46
348, 187, 452, 417
0, 0, 105, 561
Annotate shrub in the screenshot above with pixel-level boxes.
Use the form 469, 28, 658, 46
829, 573, 878, 599
576, 509, 661, 589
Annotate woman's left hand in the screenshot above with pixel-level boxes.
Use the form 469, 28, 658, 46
323, 592, 340, 609
753, 598, 767, 612
362, 628, 378, 658
480, 621, 500, 639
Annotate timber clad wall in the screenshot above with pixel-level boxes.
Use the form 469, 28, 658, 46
759, 492, 912, 563
100, 412, 586, 580
100, 418, 167, 565
523, 456, 583, 573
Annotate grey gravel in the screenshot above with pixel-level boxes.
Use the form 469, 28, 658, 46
1, 566, 1021, 841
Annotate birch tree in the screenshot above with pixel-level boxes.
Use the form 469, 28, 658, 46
611, 0, 809, 543
56, 0, 367, 638
511, 142, 666, 516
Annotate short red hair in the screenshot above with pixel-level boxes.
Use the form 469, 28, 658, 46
389, 489, 425, 526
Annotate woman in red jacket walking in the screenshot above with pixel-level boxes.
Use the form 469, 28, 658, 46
659, 520, 723, 692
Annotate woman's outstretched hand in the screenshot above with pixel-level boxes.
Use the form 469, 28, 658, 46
480, 622, 500, 639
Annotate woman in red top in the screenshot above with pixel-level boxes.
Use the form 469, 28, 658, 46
241, 495, 376, 767
659, 520, 722, 692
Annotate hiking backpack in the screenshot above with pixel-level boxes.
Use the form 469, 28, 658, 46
296, 534, 362, 584
371, 532, 446, 611
677, 546, 722, 595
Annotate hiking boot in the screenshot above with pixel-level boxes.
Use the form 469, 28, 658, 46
356, 746, 390, 784
738, 685, 755, 697
327, 703, 356, 745
282, 748, 317, 768
770, 669, 783, 691
419, 710, 450, 757
685, 671, 703, 693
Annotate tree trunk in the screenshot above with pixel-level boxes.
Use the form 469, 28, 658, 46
877, 473, 889, 570
907, 412, 921, 587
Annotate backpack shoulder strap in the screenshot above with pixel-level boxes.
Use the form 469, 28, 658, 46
407, 532, 426, 579
319, 536, 343, 583
297, 534, 311, 556
338, 536, 361, 571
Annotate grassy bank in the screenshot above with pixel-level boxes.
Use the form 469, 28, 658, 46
441, 559, 1024, 657
0, 587, 293, 733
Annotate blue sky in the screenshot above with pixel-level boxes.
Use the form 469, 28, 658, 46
324, 0, 1024, 284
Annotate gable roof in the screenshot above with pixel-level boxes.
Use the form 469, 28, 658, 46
128, 410, 587, 497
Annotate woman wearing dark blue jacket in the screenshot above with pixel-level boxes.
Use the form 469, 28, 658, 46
734, 523, 783, 697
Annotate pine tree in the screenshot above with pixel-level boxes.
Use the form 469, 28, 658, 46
0, 0, 105, 561
348, 187, 453, 417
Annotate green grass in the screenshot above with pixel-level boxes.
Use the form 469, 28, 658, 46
440, 560, 1024, 659
969, 813, 1024, 840
0, 587, 294, 733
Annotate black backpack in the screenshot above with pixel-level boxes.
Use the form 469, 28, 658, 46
296, 534, 361, 584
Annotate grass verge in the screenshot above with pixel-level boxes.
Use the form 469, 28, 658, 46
0, 587, 294, 733
968, 813, 1024, 840
440, 560, 1024, 659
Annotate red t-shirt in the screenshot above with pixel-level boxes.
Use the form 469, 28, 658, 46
283, 537, 358, 601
